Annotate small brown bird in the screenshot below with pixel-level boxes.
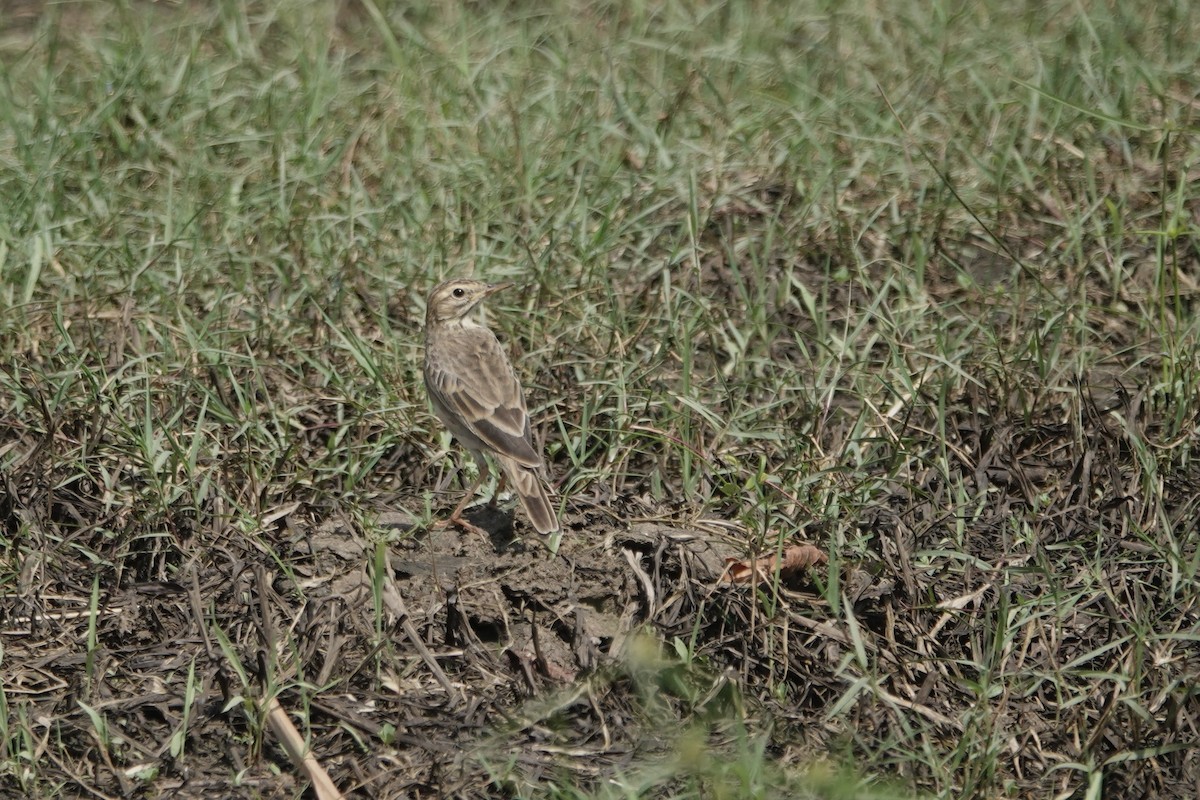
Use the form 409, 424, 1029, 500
422, 279, 559, 536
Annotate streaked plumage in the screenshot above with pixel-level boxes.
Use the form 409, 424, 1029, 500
422, 279, 558, 535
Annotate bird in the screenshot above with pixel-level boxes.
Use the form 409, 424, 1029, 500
422, 278, 559, 537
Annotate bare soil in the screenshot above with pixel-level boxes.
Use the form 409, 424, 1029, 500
2, 489, 763, 798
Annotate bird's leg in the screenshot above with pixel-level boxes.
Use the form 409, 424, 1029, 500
439, 453, 491, 537
488, 469, 508, 509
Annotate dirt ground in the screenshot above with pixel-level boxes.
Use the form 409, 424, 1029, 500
3, 491, 786, 798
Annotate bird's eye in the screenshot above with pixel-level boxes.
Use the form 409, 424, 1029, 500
452, 288, 465, 298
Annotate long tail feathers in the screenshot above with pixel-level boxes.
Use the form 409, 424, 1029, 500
498, 457, 559, 534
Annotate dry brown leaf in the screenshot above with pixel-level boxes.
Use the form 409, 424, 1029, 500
721, 543, 828, 585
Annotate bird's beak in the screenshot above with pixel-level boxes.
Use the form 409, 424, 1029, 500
485, 282, 513, 296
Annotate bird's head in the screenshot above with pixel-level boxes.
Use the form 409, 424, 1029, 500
425, 279, 512, 325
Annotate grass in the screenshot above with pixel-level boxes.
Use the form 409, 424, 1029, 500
2, 0, 1199, 797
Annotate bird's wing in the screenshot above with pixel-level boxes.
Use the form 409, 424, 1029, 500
425, 328, 542, 467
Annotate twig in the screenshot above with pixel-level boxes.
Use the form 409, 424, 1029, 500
264, 696, 346, 800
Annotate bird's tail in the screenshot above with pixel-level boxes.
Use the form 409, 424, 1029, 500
498, 456, 559, 534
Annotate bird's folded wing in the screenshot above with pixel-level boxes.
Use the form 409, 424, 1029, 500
426, 332, 541, 467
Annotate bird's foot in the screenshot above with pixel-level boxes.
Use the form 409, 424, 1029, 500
434, 514, 491, 539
